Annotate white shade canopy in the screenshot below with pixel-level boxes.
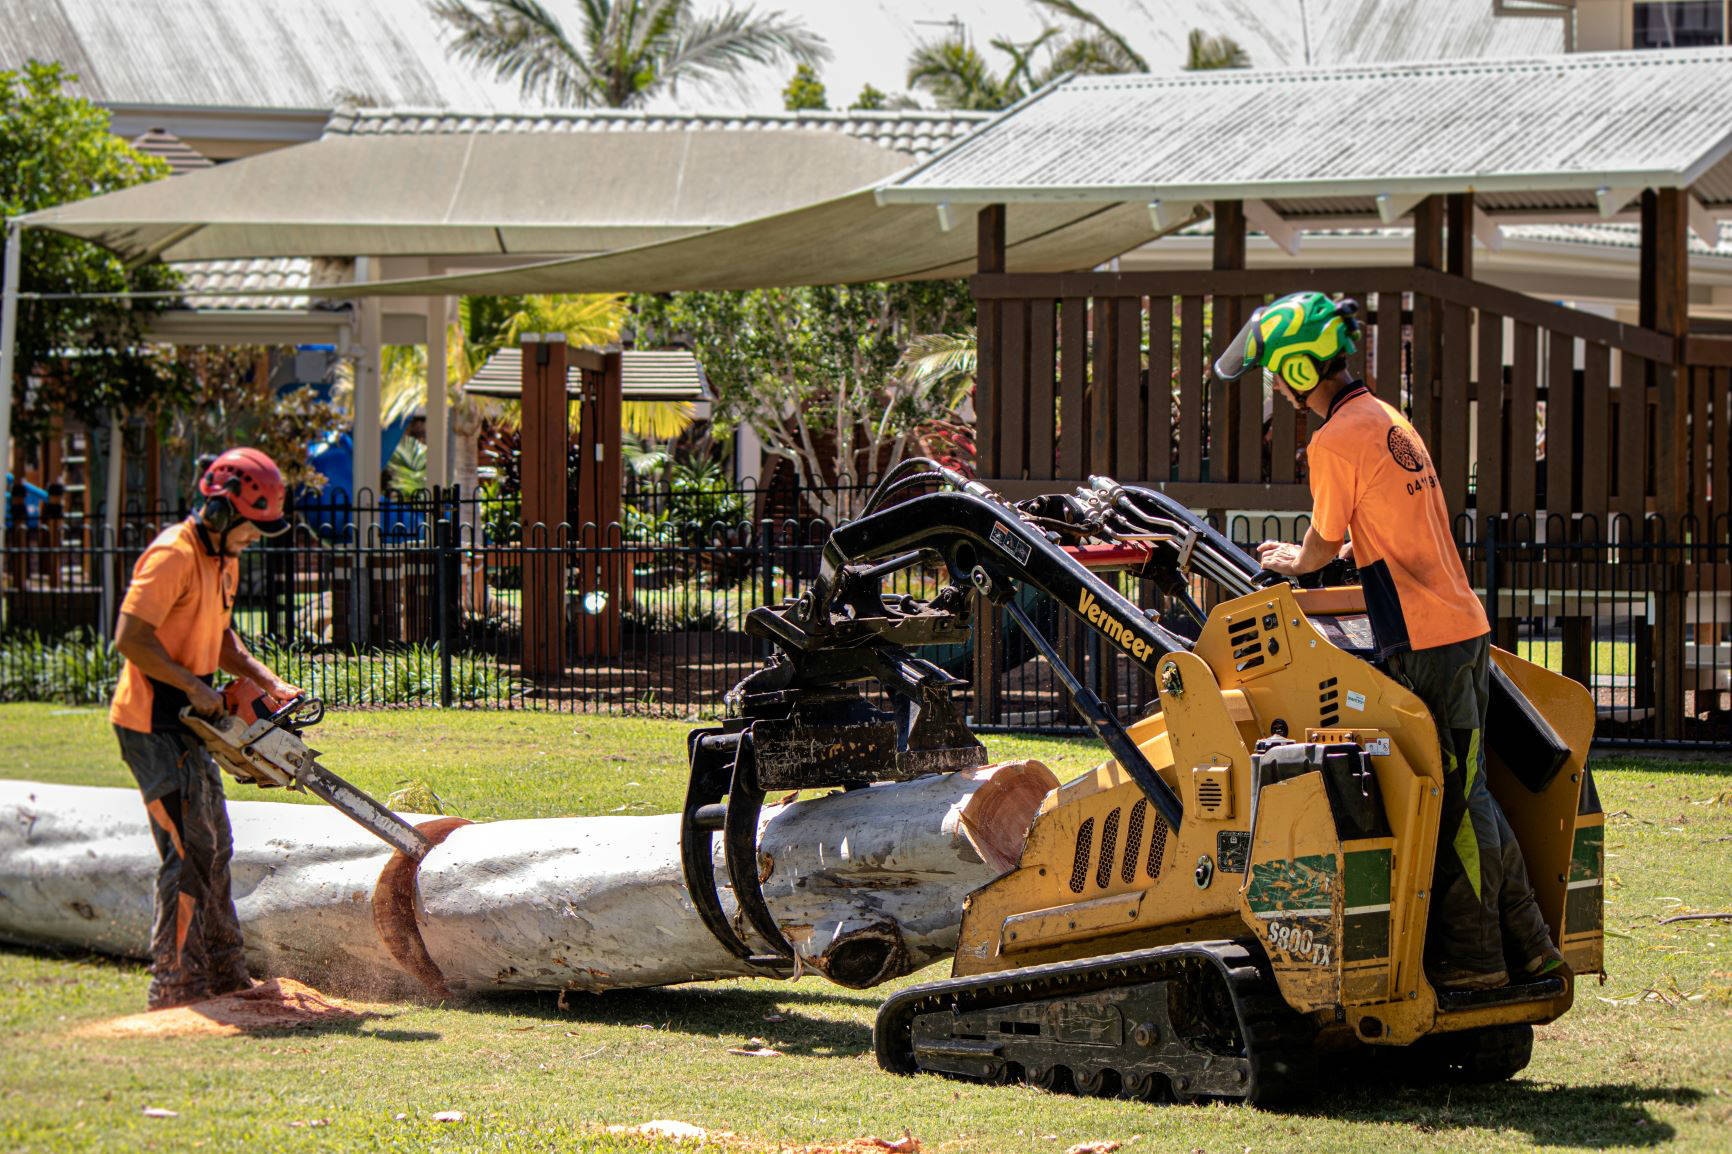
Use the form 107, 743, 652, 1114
17, 109, 983, 264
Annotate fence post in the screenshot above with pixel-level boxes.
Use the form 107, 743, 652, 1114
436, 485, 455, 709
1483, 516, 1501, 649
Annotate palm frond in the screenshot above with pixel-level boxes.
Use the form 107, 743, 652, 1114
622, 399, 695, 440
907, 37, 1009, 111
432, 0, 602, 105
658, 3, 829, 102
1185, 28, 1250, 71
896, 329, 978, 397
1031, 0, 1149, 71
501, 293, 630, 348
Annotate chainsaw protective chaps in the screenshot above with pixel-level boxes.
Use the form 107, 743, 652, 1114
115, 726, 251, 1009
1385, 635, 1556, 984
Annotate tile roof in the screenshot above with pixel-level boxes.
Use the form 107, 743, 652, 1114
173, 258, 317, 311
325, 107, 990, 161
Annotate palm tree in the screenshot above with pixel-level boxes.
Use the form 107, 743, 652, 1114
907, 36, 1015, 111
906, 0, 1147, 112
1185, 29, 1250, 70
432, 0, 829, 107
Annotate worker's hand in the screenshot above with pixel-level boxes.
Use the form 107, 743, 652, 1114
268, 680, 306, 705
1257, 541, 1303, 576
187, 680, 225, 719
1337, 540, 1355, 564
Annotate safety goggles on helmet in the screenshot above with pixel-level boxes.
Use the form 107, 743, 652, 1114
1213, 292, 1361, 393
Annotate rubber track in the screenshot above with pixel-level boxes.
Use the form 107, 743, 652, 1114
874, 940, 1313, 1107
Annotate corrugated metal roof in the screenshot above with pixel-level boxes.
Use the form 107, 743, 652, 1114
0, 0, 524, 111
464, 347, 707, 401
327, 108, 989, 161
883, 48, 1732, 214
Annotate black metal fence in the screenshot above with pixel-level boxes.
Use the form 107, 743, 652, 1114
4, 485, 1730, 748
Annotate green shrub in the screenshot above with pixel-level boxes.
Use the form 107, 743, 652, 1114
0, 630, 124, 704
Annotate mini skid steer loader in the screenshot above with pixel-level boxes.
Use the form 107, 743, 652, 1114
681, 465, 1603, 1105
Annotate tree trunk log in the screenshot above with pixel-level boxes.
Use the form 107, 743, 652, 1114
0, 762, 1055, 997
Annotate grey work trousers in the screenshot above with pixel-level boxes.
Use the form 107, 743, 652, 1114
115, 725, 251, 1009
1386, 635, 1555, 981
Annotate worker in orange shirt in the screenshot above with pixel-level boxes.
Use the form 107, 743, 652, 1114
1215, 293, 1561, 992
110, 449, 303, 1009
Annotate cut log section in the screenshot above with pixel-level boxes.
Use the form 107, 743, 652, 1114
0, 761, 1056, 997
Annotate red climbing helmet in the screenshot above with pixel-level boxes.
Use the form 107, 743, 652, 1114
198, 448, 290, 536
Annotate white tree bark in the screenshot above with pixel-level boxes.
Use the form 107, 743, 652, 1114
0, 762, 1055, 998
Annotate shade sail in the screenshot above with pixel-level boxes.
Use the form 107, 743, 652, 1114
288, 193, 1180, 297
19, 125, 925, 263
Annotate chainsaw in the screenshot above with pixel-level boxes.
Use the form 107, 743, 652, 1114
180, 679, 433, 862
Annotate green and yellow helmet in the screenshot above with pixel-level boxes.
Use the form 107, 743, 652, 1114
1213, 292, 1360, 393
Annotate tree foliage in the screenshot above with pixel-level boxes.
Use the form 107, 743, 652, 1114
781, 63, 828, 110
907, 0, 1149, 111
433, 0, 828, 107
158, 347, 340, 493
1185, 29, 1251, 70
0, 61, 183, 441
633, 281, 973, 512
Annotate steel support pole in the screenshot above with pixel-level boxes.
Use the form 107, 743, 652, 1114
426, 295, 450, 490
0, 220, 21, 511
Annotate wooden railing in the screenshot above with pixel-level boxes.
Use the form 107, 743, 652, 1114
973, 267, 1732, 529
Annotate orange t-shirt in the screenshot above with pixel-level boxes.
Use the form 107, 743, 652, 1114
1306, 388, 1488, 652
109, 520, 238, 733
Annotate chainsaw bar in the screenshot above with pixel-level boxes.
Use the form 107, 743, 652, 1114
181, 704, 434, 862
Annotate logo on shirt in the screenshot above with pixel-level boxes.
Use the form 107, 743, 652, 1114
1386, 426, 1426, 473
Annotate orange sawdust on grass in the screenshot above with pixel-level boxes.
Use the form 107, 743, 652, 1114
76, 978, 379, 1039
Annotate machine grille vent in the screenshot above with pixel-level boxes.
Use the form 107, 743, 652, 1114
1095, 807, 1121, 889
1227, 616, 1265, 671
1146, 813, 1169, 879
1319, 676, 1340, 727
1197, 778, 1225, 813
1070, 817, 1095, 893
1121, 800, 1147, 883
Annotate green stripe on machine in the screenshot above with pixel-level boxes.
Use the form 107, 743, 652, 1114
1565, 823, 1604, 934
1342, 848, 1391, 961
1570, 824, 1603, 883
1246, 853, 1337, 914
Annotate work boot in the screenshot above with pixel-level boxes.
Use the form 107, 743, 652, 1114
1428, 964, 1508, 992
146, 978, 210, 1011
1523, 944, 1565, 978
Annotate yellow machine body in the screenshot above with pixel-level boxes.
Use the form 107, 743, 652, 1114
955, 584, 1601, 1047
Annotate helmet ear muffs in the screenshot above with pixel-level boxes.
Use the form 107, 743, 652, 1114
199, 477, 242, 534
1279, 355, 1323, 392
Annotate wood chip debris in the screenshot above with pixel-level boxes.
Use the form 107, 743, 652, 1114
1066, 1143, 1122, 1154
141, 1107, 178, 1119
431, 1110, 467, 1123
727, 1037, 785, 1057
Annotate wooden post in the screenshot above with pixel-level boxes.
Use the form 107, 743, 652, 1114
1639, 187, 1691, 740
426, 297, 450, 490
1411, 196, 1446, 451
1210, 200, 1247, 483
520, 334, 568, 679
574, 348, 622, 659
973, 205, 1007, 726
1445, 193, 1474, 281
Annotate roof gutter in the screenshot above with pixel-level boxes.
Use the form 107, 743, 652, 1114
877, 167, 1704, 208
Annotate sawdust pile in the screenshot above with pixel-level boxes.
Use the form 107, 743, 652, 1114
77, 978, 376, 1039
606, 1121, 922, 1152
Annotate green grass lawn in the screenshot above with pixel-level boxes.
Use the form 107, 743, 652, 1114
1, 704, 1729, 1153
